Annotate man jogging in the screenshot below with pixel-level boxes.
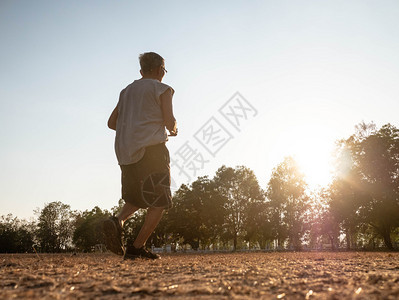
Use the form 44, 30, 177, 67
104, 52, 177, 260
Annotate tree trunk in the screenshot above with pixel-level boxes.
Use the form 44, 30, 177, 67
381, 228, 393, 250
233, 233, 237, 251
293, 234, 301, 251
259, 240, 266, 250
345, 229, 351, 250
371, 223, 394, 250
328, 234, 335, 251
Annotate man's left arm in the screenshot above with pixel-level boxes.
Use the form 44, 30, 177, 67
108, 105, 118, 130
160, 88, 177, 135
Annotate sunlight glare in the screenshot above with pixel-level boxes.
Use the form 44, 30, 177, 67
294, 144, 333, 189
271, 125, 335, 190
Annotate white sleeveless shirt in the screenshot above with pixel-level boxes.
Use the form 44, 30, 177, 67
115, 79, 174, 165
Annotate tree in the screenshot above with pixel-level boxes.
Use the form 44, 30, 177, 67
266, 157, 309, 250
166, 184, 198, 249
167, 177, 226, 250
328, 177, 361, 249
73, 206, 108, 252
331, 122, 399, 249
36, 201, 75, 252
308, 189, 341, 250
214, 166, 264, 251
356, 124, 399, 249
244, 200, 273, 249
0, 214, 35, 253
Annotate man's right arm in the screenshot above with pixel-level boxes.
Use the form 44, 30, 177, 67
160, 88, 177, 135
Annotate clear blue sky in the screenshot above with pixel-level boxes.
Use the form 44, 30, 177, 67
1, 0, 399, 219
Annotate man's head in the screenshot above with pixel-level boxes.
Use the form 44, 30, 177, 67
139, 52, 167, 81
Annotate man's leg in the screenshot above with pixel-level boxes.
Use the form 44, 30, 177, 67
133, 206, 164, 248
116, 202, 139, 227
102, 202, 139, 256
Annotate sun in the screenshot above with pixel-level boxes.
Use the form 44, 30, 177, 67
271, 126, 335, 190
293, 145, 333, 189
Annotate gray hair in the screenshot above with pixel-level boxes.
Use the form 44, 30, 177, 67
139, 52, 164, 74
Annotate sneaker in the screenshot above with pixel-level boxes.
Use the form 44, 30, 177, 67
124, 246, 160, 260
102, 216, 124, 256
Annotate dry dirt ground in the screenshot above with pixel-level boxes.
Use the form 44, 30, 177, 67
1, 252, 399, 299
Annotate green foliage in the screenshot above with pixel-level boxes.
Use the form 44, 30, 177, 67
266, 157, 309, 250
0, 214, 35, 253
244, 200, 273, 249
123, 210, 146, 247
73, 206, 108, 252
214, 166, 265, 250
308, 189, 340, 250
167, 177, 226, 249
329, 122, 399, 249
36, 201, 75, 252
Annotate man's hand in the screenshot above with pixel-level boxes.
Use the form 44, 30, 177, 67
168, 128, 178, 136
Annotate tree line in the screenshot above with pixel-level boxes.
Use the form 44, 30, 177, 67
1, 122, 398, 253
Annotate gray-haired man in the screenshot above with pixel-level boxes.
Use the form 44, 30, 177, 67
104, 52, 177, 260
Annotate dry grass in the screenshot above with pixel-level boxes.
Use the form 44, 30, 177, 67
1, 252, 399, 299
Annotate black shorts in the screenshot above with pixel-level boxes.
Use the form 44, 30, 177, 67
120, 143, 172, 209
